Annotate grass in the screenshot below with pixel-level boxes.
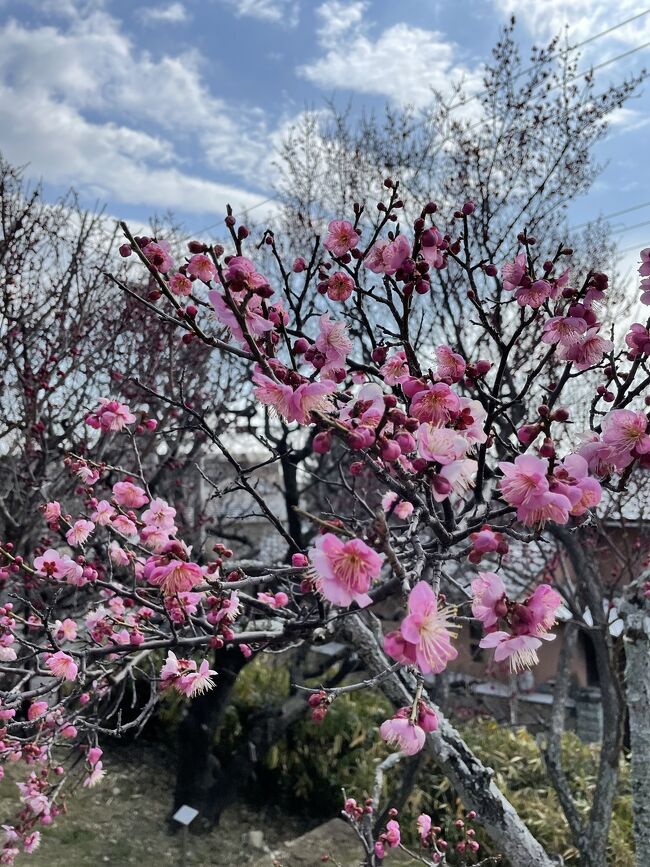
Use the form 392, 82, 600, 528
0, 741, 310, 867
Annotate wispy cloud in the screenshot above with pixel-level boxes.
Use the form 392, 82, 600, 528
140, 3, 190, 25
218, 0, 300, 27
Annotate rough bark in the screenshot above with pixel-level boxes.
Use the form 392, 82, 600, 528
338, 612, 556, 867
622, 598, 650, 867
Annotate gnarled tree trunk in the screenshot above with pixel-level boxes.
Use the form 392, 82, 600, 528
339, 612, 556, 867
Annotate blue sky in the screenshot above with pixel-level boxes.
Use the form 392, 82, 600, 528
0, 0, 648, 259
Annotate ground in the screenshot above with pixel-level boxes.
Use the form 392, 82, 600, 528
0, 743, 417, 866
0, 743, 308, 866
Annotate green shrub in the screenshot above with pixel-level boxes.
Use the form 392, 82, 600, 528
223, 658, 633, 865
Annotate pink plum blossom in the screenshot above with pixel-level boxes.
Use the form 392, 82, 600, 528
379, 351, 409, 385
479, 631, 544, 672
552, 453, 602, 515
558, 327, 613, 370
142, 240, 174, 273
417, 424, 467, 465
524, 584, 563, 635
34, 550, 84, 585
112, 481, 149, 508
187, 253, 216, 282
46, 651, 78, 681
501, 253, 526, 291
399, 581, 458, 675
314, 314, 352, 376
169, 272, 193, 296
365, 234, 411, 275
309, 533, 383, 607
384, 630, 417, 666
160, 651, 216, 698
208, 289, 275, 346
326, 271, 354, 301
640, 276, 650, 305
86, 398, 136, 433
435, 345, 466, 382
142, 498, 177, 529
324, 220, 359, 257
43, 502, 61, 523
471, 572, 507, 629
91, 500, 116, 525
145, 558, 204, 596
469, 525, 508, 563
53, 619, 77, 642
381, 491, 414, 519
498, 454, 572, 526
541, 316, 587, 347
111, 515, 138, 537
514, 279, 552, 308
601, 409, 650, 470
410, 382, 459, 425
379, 715, 426, 755
625, 323, 650, 357
65, 520, 94, 547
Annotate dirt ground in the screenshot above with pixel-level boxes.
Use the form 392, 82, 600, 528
0, 743, 315, 867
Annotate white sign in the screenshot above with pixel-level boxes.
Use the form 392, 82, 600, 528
173, 805, 199, 826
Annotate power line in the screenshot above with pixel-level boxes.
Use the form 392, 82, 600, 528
570, 200, 650, 231
462, 38, 650, 134
614, 217, 650, 235
186, 195, 277, 241
445, 8, 650, 114
618, 241, 649, 254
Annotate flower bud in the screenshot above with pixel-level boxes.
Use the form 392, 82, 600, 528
313, 432, 332, 454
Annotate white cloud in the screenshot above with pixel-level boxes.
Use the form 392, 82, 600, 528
141, 3, 189, 24
315, 0, 365, 42
298, 1, 482, 108
0, 9, 289, 216
493, 0, 650, 47
605, 106, 650, 136
218, 0, 300, 27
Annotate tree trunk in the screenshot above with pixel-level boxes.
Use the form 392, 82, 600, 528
172, 645, 250, 824
338, 612, 556, 867
623, 598, 650, 867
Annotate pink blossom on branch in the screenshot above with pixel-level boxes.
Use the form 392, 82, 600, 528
85, 398, 136, 433
45, 651, 78, 681
159, 651, 216, 698
471, 572, 507, 629
479, 631, 544, 673
309, 533, 383, 607
324, 220, 359, 257
398, 581, 458, 675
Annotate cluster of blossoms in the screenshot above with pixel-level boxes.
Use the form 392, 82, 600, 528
159, 651, 217, 698
417, 811, 481, 863
471, 573, 563, 671
341, 797, 482, 865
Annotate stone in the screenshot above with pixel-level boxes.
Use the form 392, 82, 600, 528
248, 830, 266, 850
251, 818, 415, 866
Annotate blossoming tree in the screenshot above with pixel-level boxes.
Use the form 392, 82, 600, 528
1, 182, 650, 867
